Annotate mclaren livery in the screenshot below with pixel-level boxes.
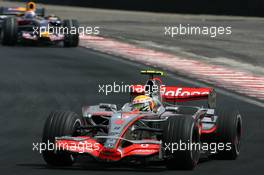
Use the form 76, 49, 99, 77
41, 70, 242, 170
0, 2, 79, 47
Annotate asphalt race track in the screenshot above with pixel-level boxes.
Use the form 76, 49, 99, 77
0, 45, 263, 175
2, 1, 264, 74
0, 1, 264, 175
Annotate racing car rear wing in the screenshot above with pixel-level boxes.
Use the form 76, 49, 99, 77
0, 2, 45, 16
0, 7, 44, 16
130, 85, 216, 108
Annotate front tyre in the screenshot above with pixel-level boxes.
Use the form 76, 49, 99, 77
63, 19, 79, 47
42, 111, 82, 166
2, 17, 17, 46
162, 116, 200, 170
215, 109, 242, 160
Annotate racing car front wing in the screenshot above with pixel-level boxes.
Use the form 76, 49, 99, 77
55, 136, 161, 161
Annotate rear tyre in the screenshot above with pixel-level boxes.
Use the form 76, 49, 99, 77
215, 109, 242, 159
42, 111, 83, 166
63, 19, 79, 47
162, 116, 200, 170
2, 17, 17, 46
0, 7, 3, 34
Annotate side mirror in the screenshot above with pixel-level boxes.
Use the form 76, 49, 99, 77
99, 103, 117, 111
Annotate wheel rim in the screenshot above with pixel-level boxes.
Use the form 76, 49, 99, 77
190, 124, 200, 163
72, 119, 81, 136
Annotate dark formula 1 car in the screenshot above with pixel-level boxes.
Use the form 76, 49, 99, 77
0, 1, 45, 30
0, 2, 79, 47
42, 70, 242, 170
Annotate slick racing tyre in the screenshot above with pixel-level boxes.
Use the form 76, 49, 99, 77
2, 17, 18, 46
162, 116, 200, 170
42, 111, 83, 166
215, 109, 242, 160
63, 19, 79, 47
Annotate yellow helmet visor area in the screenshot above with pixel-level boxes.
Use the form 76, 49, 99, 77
132, 102, 150, 111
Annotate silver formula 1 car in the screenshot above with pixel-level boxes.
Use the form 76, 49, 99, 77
42, 70, 242, 170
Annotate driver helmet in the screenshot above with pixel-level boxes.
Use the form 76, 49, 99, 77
46, 14, 59, 21
132, 95, 155, 112
24, 11, 36, 19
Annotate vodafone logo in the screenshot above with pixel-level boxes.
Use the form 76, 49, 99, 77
163, 88, 210, 97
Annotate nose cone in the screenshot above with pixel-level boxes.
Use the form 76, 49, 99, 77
99, 148, 122, 161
